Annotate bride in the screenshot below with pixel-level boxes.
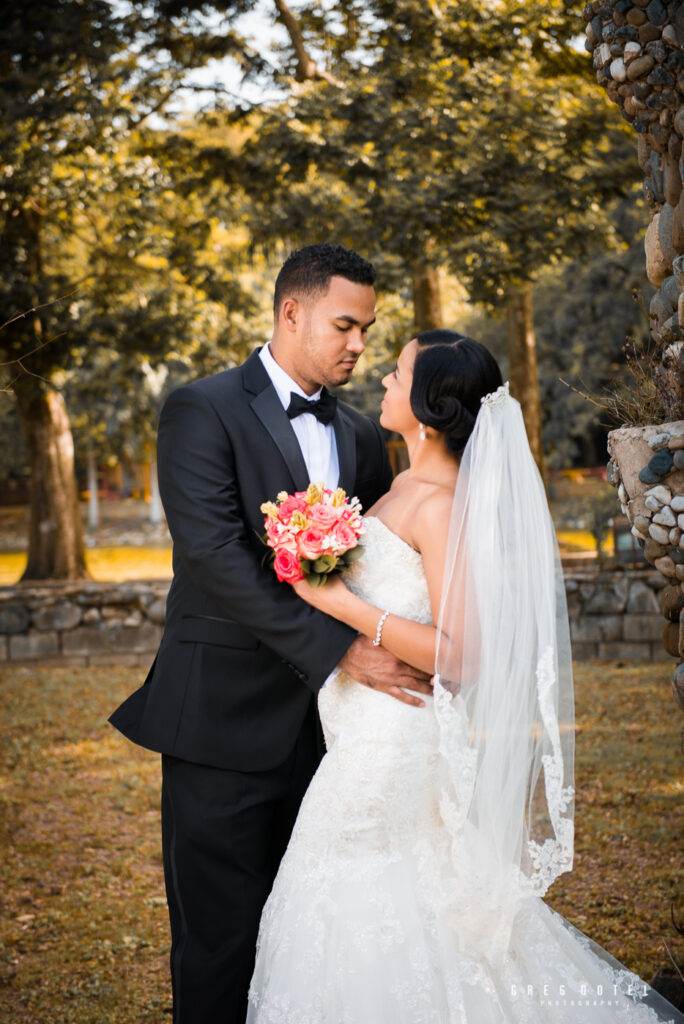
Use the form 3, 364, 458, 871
247, 329, 683, 1024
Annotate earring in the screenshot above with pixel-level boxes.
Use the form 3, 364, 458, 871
419, 423, 426, 441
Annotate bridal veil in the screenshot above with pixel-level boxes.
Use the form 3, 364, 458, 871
433, 382, 575, 964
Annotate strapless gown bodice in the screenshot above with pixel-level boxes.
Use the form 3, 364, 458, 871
335, 514, 432, 615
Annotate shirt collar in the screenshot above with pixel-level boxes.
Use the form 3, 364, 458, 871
259, 343, 322, 409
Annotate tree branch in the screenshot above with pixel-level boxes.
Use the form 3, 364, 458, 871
128, 86, 182, 129
0, 294, 77, 334
0, 335, 63, 367
0, 340, 66, 393
273, 0, 345, 89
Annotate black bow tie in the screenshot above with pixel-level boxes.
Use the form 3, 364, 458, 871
286, 389, 337, 425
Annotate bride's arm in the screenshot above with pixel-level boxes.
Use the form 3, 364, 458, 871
292, 492, 454, 676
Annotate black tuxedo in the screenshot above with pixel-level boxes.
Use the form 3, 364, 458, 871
109, 349, 393, 1023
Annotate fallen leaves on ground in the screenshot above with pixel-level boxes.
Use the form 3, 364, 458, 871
0, 661, 682, 1022
0, 666, 169, 1023
546, 662, 684, 980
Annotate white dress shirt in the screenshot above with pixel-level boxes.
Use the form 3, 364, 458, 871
259, 344, 340, 490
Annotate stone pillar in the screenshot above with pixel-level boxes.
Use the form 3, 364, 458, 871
584, 1, 684, 362
584, 0, 684, 750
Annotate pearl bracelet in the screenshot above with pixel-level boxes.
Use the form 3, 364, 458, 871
372, 609, 390, 647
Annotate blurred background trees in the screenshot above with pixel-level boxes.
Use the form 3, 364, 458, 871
0, 0, 262, 577
0, 0, 652, 577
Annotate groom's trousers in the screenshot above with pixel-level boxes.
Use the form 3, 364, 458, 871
161, 696, 323, 1024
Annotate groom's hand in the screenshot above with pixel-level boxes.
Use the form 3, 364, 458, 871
338, 635, 433, 708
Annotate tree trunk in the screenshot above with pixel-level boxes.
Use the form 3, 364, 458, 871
412, 261, 443, 333
505, 283, 546, 484
10, 199, 87, 577
149, 453, 163, 525
14, 378, 89, 580
87, 444, 99, 530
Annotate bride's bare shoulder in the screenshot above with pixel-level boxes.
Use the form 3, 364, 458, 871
398, 480, 456, 551
371, 472, 456, 547
414, 484, 454, 532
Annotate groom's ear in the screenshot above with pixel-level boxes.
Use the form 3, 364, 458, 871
280, 296, 300, 333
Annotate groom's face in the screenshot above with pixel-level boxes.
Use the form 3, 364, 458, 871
291, 276, 376, 392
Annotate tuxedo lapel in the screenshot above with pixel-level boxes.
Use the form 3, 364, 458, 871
333, 404, 357, 496
242, 350, 310, 492
250, 389, 310, 491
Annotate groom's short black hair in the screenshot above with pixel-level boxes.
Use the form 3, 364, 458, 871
274, 243, 375, 315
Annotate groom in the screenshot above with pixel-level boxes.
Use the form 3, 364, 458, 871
109, 243, 433, 1024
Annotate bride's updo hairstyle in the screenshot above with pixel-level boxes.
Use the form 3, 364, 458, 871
410, 329, 503, 459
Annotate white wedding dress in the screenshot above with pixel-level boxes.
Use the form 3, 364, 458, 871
247, 516, 683, 1024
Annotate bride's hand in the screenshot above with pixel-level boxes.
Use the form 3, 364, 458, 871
292, 574, 349, 618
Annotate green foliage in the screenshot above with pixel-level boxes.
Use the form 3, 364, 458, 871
0, 3, 277, 465
198, 0, 641, 306
535, 194, 654, 467
141, 0, 645, 467
464, 194, 653, 467
0, 0, 653, 477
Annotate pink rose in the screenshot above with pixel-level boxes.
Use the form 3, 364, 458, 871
330, 520, 359, 554
338, 511, 362, 538
309, 503, 340, 530
266, 516, 292, 540
268, 524, 297, 554
297, 525, 328, 561
278, 495, 309, 523
273, 548, 304, 583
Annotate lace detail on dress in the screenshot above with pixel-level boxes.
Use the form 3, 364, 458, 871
247, 518, 684, 1024
338, 516, 427, 619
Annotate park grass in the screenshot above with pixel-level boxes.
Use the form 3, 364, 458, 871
0, 548, 173, 586
0, 662, 682, 1022
556, 529, 614, 555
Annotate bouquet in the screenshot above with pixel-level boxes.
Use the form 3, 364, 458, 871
260, 482, 364, 586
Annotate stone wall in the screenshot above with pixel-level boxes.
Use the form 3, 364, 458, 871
0, 571, 672, 668
566, 568, 668, 660
0, 581, 167, 667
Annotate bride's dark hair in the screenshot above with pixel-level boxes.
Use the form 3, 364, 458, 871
410, 329, 503, 459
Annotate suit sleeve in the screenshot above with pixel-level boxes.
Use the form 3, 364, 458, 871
157, 385, 356, 692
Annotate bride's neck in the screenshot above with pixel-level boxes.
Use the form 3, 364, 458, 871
403, 428, 458, 484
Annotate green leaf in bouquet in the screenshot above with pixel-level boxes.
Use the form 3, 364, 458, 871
256, 528, 275, 569
300, 559, 311, 573
312, 554, 337, 574
306, 572, 325, 587
341, 543, 364, 565
260, 548, 275, 569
